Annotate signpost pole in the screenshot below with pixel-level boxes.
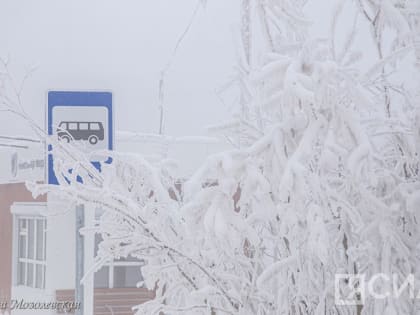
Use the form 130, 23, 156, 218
47, 91, 113, 315
75, 204, 85, 315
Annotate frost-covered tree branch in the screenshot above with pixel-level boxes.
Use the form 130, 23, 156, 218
2, 1, 420, 315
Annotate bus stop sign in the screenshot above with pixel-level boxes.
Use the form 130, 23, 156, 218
47, 91, 113, 185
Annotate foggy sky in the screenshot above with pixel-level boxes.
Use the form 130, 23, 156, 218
0, 0, 370, 140
0, 0, 241, 138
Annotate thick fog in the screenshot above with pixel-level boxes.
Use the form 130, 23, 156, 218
0, 0, 240, 138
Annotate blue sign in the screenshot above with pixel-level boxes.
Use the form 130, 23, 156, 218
47, 91, 113, 185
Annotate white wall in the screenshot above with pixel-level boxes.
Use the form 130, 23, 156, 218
0, 146, 45, 185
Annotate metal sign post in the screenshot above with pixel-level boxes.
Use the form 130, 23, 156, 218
47, 91, 113, 315
75, 204, 85, 315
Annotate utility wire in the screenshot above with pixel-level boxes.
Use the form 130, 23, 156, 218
0, 143, 28, 149
0, 135, 41, 143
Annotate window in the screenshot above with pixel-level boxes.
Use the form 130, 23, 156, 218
58, 122, 67, 130
89, 123, 100, 131
16, 217, 46, 289
79, 123, 89, 130
94, 235, 144, 289
68, 123, 78, 130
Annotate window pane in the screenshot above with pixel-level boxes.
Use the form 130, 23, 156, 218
114, 266, 142, 288
43, 221, 47, 260
27, 264, 34, 287
18, 262, 25, 285
19, 219, 27, 232
35, 264, 44, 289
36, 220, 44, 260
90, 123, 100, 130
94, 234, 102, 256
68, 123, 77, 130
28, 220, 35, 259
94, 266, 109, 288
79, 123, 89, 130
19, 235, 26, 259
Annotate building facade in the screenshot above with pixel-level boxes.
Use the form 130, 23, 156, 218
0, 134, 226, 315
0, 143, 155, 315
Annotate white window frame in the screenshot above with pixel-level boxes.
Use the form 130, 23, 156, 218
94, 209, 144, 289
93, 235, 144, 289
102, 260, 144, 289
11, 202, 47, 290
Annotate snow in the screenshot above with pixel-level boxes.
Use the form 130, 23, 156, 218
256, 255, 297, 290
1, 0, 420, 314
